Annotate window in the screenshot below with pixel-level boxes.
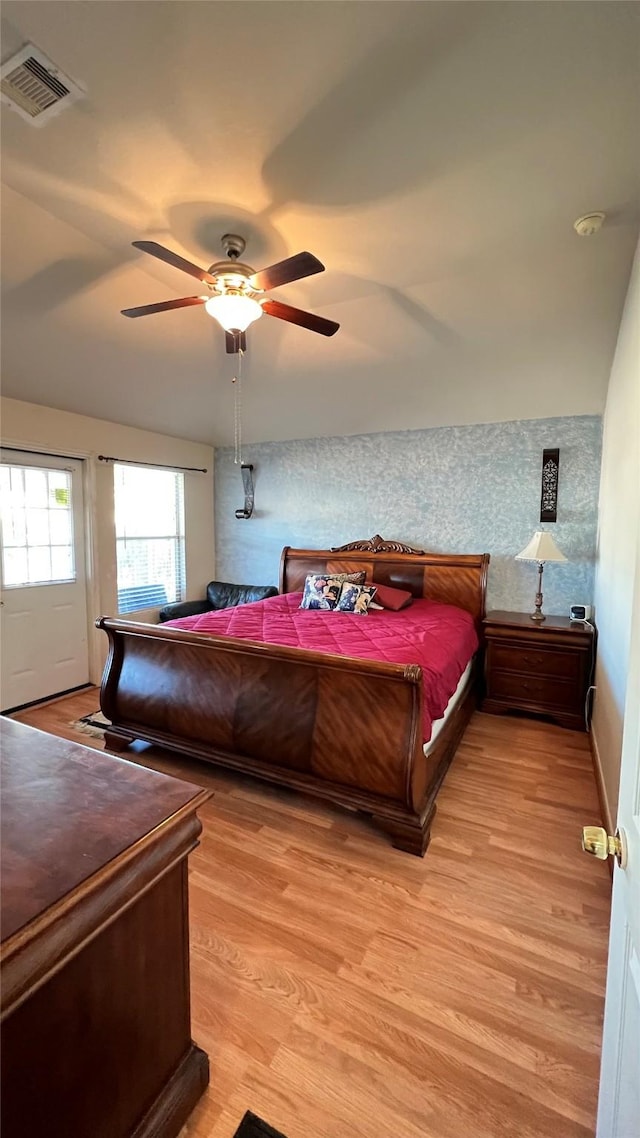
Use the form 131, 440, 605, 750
0, 464, 75, 587
114, 465, 185, 614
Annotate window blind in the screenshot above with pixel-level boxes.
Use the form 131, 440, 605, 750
114, 464, 185, 615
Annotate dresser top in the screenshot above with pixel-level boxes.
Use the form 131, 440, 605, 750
1, 718, 207, 943
484, 610, 593, 635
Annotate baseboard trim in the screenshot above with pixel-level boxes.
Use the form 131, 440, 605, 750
588, 728, 614, 836
2, 682, 93, 717
131, 1044, 209, 1138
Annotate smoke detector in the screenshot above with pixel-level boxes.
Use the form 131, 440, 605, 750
573, 212, 606, 237
1, 44, 85, 126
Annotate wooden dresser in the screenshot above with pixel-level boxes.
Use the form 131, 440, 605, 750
0, 718, 210, 1138
482, 611, 594, 730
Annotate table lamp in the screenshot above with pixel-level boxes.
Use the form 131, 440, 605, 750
515, 530, 567, 622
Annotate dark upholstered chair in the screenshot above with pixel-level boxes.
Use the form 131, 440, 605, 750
158, 580, 278, 623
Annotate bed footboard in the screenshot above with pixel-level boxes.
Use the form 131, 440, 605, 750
97, 618, 448, 854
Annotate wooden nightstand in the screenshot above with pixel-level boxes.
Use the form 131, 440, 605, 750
482, 610, 594, 731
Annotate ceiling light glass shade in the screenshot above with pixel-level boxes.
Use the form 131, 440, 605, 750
204, 294, 263, 332
515, 530, 567, 563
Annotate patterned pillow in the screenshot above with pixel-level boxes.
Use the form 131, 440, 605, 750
299, 572, 365, 611
335, 583, 378, 614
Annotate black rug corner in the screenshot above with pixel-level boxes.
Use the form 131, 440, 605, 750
233, 1111, 289, 1138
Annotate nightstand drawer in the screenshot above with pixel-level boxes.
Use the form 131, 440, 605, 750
488, 643, 580, 680
488, 670, 577, 710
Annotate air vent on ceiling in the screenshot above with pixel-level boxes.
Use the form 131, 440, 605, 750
1, 44, 85, 126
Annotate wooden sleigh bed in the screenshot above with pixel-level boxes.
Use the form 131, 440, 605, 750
98, 537, 489, 855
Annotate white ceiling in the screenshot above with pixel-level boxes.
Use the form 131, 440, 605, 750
1, 1, 638, 446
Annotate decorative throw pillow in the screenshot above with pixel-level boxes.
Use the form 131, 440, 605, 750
299, 571, 365, 611
335, 583, 377, 614
330, 571, 366, 584
368, 582, 413, 610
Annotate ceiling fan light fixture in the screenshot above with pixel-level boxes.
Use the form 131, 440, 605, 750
204, 293, 262, 333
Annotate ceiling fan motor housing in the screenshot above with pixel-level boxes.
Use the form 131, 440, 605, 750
207, 236, 257, 297
206, 264, 258, 297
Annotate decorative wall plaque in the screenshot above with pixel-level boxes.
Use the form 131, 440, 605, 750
540, 449, 560, 523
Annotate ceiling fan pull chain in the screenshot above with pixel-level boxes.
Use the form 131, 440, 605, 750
233, 372, 239, 465
233, 347, 243, 465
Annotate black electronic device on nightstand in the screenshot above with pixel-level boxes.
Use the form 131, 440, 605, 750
570, 604, 593, 622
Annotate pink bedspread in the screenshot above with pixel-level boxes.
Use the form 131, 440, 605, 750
166, 593, 478, 741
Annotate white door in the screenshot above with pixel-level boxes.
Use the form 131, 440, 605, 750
596, 528, 640, 1136
0, 450, 89, 711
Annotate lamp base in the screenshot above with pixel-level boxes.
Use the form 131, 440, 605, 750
530, 567, 545, 622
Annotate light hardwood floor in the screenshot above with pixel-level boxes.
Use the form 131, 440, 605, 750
12, 689, 611, 1138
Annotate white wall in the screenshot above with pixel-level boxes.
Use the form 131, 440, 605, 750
592, 238, 640, 825
1, 397, 214, 683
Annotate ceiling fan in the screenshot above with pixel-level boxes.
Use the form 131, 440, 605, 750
121, 233, 339, 352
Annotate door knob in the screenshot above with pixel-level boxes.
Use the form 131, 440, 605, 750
582, 826, 627, 868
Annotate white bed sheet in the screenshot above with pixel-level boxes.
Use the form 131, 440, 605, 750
423, 659, 473, 756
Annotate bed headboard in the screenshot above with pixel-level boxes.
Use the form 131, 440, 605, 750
279, 535, 490, 627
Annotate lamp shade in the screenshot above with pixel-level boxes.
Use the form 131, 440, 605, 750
515, 530, 567, 563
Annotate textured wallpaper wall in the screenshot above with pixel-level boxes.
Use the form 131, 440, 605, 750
215, 416, 602, 616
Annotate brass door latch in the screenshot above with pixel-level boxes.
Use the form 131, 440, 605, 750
582, 826, 627, 868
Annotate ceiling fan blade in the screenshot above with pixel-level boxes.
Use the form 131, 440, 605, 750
261, 299, 339, 337
225, 331, 247, 353
132, 240, 217, 286
121, 297, 206, 318
249, 252, 324, 292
